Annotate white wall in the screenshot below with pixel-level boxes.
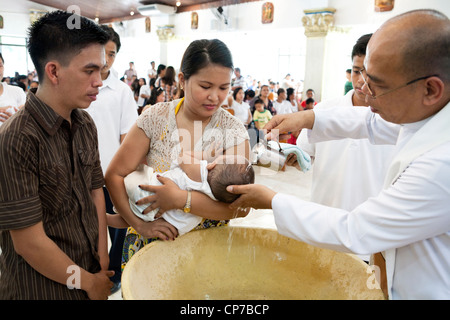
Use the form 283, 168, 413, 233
2, 0, 450, 98
114, 0, 312, 84
320, 0, 450, 100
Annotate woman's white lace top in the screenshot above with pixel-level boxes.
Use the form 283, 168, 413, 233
137, 99, 249, 173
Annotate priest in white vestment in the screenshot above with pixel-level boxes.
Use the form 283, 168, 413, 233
227, 10, 450, 299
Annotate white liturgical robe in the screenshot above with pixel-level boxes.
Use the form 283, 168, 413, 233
272, 103, 450, 299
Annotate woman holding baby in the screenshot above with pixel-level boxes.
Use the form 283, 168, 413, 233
105, 39, 251, 269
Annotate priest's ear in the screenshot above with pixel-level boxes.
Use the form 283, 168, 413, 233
422, 76, 445, 107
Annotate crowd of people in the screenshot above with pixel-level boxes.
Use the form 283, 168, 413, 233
1, 55, 316, 138
115, 59, 316, 146
0, 8, 448, 302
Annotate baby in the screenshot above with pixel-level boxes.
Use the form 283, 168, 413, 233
107, 154, 255, 236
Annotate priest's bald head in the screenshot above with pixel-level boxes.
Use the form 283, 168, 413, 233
362, 9, 449, 124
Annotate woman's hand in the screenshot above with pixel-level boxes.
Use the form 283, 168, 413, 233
136, 175, 186, 216
135, 218, 179, 241
226, 184, 276, 210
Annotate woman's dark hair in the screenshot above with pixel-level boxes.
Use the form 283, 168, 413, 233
244, 89, 255, 101
162, 66, 176, 86
27, 10, 109, 81
149, 77, 156, 88
149, 87, 164, 105
131, 78, 140, 97
232, 86, 244, 100
156, 64, 166, 76
180, 39, 233, 81
286, 87, 295, 100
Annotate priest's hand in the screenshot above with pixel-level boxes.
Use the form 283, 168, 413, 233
226, 184, 276, 210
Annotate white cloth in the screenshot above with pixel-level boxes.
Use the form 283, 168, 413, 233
231, 100, 250, 124
232, 76, 247, 91
124, 161, 215, 236
86, 71, 138, 174
147, 68, 157, 81
297, 90, 397, 261
289, 99, 299, 113
137, 84, 150, 107
0, 82, 26, 127
272, 100, 293, 115
272, 102, 450, 299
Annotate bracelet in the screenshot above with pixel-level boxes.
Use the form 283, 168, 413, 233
183, 189, 192, 213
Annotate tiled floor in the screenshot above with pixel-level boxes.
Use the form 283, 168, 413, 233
109, 165, 313, 300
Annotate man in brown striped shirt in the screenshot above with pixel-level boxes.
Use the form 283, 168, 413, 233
0, 11, 114, 299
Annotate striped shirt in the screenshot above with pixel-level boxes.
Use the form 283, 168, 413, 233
0, 92, 104, 299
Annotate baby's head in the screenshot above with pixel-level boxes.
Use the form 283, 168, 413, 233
207, 155, 255, 203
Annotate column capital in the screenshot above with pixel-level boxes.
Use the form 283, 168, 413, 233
156, 25, 175, 41
301, 8, 336, 38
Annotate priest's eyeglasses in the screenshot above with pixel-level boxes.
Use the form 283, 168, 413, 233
358, 69, 438, 100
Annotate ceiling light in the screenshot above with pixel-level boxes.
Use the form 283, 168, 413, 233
176, 1, 181, 6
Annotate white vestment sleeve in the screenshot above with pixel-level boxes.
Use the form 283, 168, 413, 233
308, 107, 400, 145
272, 142, 450, 256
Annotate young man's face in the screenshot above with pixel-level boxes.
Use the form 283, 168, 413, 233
101, 40, 117, 77
351, 54, 367, 106
58, 43, 105, 110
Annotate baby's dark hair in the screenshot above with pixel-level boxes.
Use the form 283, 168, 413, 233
207, 161, 255, 203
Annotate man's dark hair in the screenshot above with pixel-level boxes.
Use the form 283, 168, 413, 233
99, 24, 121, 53
351, 33, 372, 60
27, 10, 109, 81
0, 52, 4, 64
306, 98, 315, 105
254, 98, 264, 106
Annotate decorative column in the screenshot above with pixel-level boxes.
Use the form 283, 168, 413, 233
301, 8, 336, 102
156, 25, 175, 65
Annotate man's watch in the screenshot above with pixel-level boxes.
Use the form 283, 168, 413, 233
183, 189, 192, 213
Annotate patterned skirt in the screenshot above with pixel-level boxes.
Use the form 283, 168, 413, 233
121, 219, 229, 272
